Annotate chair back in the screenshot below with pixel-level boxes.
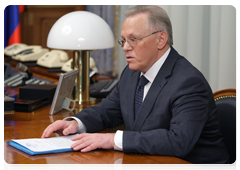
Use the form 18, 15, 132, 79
213, 89, 236, 164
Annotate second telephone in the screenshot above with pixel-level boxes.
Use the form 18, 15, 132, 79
37, 50, 69, 68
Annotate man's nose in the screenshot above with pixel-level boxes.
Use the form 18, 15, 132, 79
123, 40, 132, 51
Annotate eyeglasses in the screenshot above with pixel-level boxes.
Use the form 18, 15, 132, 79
118, 31, 162, 48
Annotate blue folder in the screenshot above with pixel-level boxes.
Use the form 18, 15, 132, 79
7, 141, 74, 156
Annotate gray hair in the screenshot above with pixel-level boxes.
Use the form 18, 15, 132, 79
125, 5, 173, 46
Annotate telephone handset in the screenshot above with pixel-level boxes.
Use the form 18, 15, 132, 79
37, 50, 69, 68
61, 57, 98, 73
61, 58, 73, 72
11, 45, 49, 62
4, 43, 28, 56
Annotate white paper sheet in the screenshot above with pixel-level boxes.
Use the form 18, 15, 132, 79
12, 134, 78, 152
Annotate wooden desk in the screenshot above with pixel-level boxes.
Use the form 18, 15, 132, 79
4, 71, 191, 164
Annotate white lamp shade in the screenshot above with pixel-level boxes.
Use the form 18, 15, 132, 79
47, 11, 115, 50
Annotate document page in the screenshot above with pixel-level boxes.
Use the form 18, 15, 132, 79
12, 134, 78, 152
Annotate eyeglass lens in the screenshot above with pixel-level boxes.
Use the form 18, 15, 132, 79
118, 39, 136, 47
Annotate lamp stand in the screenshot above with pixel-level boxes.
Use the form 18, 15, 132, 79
72, 50, 96, 105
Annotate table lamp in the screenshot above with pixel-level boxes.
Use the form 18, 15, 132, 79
47, 11, 115, 104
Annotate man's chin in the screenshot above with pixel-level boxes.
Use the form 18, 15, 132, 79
128, 64, 138, 71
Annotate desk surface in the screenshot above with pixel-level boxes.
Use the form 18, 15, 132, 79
4, 70, 191, 164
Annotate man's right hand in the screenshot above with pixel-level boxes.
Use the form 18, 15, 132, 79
41, 120, 79, 138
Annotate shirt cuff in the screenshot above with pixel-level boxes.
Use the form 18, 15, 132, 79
114, 130, 123, 151
63, 117, 86, 134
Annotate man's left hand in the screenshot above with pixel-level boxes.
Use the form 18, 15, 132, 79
71, 133, 115, 152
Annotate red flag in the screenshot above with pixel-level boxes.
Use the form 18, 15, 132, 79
19, 5, 25, 13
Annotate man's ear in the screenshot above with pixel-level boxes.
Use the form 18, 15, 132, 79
157, 31, 168, 49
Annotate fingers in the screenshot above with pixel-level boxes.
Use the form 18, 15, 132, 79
70, 133, 115, 152
81, 144, 97, 153
71, 133, 86, 141
71, 134, 97, 152
62, 121, 78, 136
41, 124, 59, 138
41, 120, 79, 138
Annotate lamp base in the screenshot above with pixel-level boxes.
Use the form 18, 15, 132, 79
78, 97, 97, 105
72, 50, 94, 105
74, 97, 98, 109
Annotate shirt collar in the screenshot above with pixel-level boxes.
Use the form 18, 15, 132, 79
141, 47, 171, 83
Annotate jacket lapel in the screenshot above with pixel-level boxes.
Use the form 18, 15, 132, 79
126, 71, 140, 130
132, 74, 167, 131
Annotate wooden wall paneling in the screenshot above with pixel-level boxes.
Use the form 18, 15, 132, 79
20, 5, 85, 58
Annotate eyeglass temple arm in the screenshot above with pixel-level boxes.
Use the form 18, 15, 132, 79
134, 31, 162, 41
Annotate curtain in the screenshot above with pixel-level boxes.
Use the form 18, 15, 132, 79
117, 5, 236, 92
85, 5, 115, 75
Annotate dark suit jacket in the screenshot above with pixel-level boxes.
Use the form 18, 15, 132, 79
73, 47, 229, 164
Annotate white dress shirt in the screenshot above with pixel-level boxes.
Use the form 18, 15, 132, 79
66, 47, 171, 151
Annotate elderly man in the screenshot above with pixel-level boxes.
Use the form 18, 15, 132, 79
42, 5, 229, 164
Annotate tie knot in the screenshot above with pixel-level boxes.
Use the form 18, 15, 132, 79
139, 75, 149, 87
